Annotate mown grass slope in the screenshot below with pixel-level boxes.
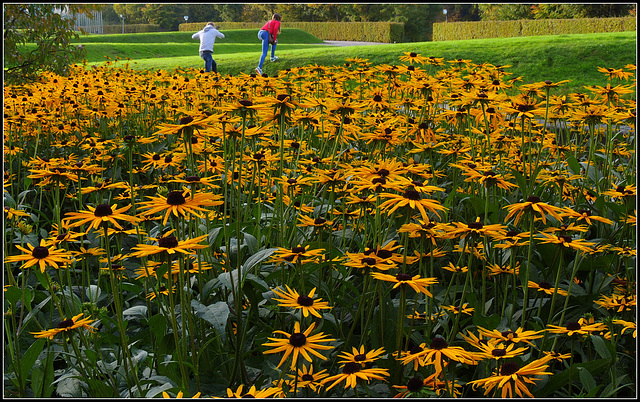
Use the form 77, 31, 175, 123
74, 29, 636, 94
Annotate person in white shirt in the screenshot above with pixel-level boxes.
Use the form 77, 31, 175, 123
192, 22, 225, 73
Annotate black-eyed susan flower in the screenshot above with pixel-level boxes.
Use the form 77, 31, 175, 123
446, 217, 506, 239
399, 336, 476, 378
64, 203, 140, 233
594, 294, 636, 313
129, 232, 209, 258
321, 362, 389, 391
612, 319, 636, 338
467, 356, 553, 398
262, 321, 334, 371
477, 326, 544, 346
269, 245, 325, 265
378, 189, 447, 222
31, 313, 98, 339
546, 320, 608, 337
138, 189, 223, 226
471, 339, 529, 362
337, 345, 386, 367
441, 303, 475, 316
5, 239, 73, 274
224, 384, 279, 398
371, 272, 438, 296
161, 390, 201, 398
285, 364, 329, 393
271, 286, 332, 318
503, 196, 564, 226
535, 232, 596, 253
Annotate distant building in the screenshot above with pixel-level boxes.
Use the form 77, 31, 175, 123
54, 6, 103, 34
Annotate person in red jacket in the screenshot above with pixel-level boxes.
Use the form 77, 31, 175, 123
255, 13, 281, 75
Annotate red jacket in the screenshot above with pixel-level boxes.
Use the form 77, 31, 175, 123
261, 19, 281, 41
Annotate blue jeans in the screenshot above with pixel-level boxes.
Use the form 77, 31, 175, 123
257, 30, 276, 69
200, 51, 217, 73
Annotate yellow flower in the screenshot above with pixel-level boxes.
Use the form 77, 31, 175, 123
262, 322, 334, 370
5, 239, 73, 274
31, 313, 98, 339
467, 356, 553, 398
271, 286, 332, 318
64, 203, 140, 233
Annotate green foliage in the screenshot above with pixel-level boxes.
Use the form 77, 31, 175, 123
433, 16, 636, 41
180, 21, 404, 43
100, 24, 161, 35
3, 4, 99, 84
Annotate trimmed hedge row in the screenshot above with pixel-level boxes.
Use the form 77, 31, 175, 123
101, 24, 161, 34
433, 16, 636, 41
180, 21, 404, 43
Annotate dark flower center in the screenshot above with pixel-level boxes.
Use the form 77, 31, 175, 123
354, 354, 367, 362
361, 257, 376, 266
506, 230, 520, 237
538, 281, 552, 289
342, 362, 361, 374
185, 176, 200, 182
407, 376, 424, 392
500, 362, 520, 376
297, 295, 314, 307
179, 116, 194, 125
468, 221, 483, 229
377, 168, 390, 177
526, 196, 541, 203
501, 330, 514, 338
404, 189, 421, 200
164, 156, 173, 163
376, 249, 393, 259
166, 191, 186, 205
372, 177, 387, 185
410, 52, 417, 57
93, 204, 113, 217
566, 321, 581, 331
491, 349, 507, 357
301, 374, 314, 381
314, 218, 327, 225
292, 246, 306, 254
276, 94, 289, 102
152, 154, 161, 160
57, 318, 74, 328
373, 95, 382, 102
32, 246, 50, 259
158, 235, 179, 249
396, 273, 413, 282
238, 99, 253, 107
409, 345, 424, 354
559, 235, 572, 243
289, 332, 307, 347
429, 337, 448, 350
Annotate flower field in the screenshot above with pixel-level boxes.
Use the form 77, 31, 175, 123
3, 54, 636, 398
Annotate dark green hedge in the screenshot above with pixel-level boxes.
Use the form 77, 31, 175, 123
180, 21, 404, 43
433, 16, 636, 41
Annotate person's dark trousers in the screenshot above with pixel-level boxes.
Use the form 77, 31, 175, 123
200, 51, 216, 73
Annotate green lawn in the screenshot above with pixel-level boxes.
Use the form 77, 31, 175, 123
74, 29, 636, 94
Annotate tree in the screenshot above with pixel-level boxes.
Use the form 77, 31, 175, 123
3, 4, 99, 84
479, 4, 535, 20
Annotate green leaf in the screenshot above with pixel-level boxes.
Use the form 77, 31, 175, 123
4, 286, 22, 307
242, 247, 277, 272
190, 300, 229, 342
538, 358, 611, 397
566, 153, 582, 175
148, 313, 166, 340
18, 338, 46, 390
591, 335, 613, 359
578, 366, 596, 392
21, 295, 52, 336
